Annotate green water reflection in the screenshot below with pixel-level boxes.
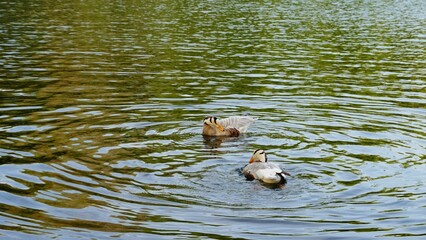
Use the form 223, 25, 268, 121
1, 0, 425, 239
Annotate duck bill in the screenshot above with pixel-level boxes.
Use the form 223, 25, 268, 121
216, 123, 225, 132
249, 156, 255, 163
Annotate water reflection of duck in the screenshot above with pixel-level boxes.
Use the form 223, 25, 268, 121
243, 149, 290, 185
202, 135, 227, 149
202, 116, 257, 137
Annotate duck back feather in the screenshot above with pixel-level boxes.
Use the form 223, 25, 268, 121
243, 162, 286, 184
219, 116, 258, 133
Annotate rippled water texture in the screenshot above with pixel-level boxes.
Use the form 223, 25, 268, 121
1, 0, 426, 239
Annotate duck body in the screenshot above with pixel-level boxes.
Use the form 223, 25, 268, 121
202, 116, 257, 137
242, 149, 289, 185
243, 162, 287, 184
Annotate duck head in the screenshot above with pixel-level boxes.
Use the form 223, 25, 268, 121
203, 116, 225, 132
249, 149, 268, 163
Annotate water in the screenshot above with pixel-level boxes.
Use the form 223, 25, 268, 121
1, 0, 426, 239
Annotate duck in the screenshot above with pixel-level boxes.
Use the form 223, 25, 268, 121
202, 115, 257, 137
242, 149, 290, 185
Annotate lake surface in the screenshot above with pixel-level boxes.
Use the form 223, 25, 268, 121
1, 0, 426, 239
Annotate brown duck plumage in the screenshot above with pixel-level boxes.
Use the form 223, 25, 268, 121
202, 116, 257, 137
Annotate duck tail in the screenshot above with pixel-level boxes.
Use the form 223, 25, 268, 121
226, 128, 240, 137
277, 172, 287, 185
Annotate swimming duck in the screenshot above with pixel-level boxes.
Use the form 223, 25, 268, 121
202, 116, 257, 137
242, 149, 290, 185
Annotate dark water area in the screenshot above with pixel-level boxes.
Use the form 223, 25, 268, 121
1, 0, 426, 239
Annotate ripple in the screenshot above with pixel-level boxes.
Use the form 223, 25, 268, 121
1, 0, 426, 238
